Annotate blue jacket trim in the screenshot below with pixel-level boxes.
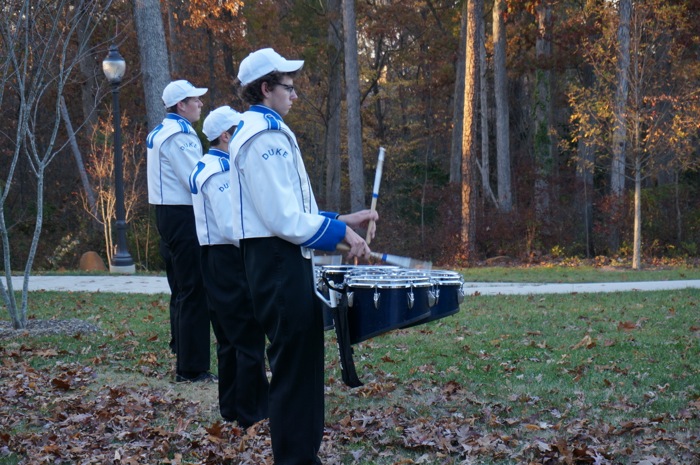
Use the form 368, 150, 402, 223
146, 123, 163, 149
249, 105, 284, 131
236, 170, 245, 238
165, 113, 194, 134
301, 217, 346, 251
189, 161, 206, 194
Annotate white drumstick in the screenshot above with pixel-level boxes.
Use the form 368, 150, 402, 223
366, 147, 385, 245
336, 243, 432, 270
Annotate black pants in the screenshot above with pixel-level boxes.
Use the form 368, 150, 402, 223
201, 244, 269, 427
159, 240, 178, 354
241, 237, 324, 465
156, 205, 211, 375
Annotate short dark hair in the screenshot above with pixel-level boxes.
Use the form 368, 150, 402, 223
165, 96, 193, 114
239, 72, 298, 105
210, 125, 236, 147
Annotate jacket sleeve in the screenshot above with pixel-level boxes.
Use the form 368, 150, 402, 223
238, 131, 345, 250
319, 211, 340, 220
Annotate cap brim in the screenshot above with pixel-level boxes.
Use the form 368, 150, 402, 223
278, 60, 304, 73
187, 88, 208, 98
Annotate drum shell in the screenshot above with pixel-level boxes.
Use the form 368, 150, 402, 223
345, 277, 432, 344
315, 266, 343, 330
403, 271, 464, 328
431, 281, 463, 318
316, 265, 398, 331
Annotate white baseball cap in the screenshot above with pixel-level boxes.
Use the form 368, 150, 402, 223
162, 80, 208, 107
237, 48, 304, 86
202, 106, 242, 141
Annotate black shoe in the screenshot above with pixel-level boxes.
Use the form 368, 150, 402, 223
175, 372, 218, 383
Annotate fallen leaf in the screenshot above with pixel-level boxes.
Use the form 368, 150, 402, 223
571, 334, 596, 350
51, 377, 71, 390
617, 321, 637, 331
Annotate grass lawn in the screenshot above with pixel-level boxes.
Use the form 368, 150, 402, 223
0, 268, 699, 464
459, 262, 700, 283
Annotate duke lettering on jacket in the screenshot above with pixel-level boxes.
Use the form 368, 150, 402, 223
262, 148, 289, 160
180, 142, 199, 150
218, 182, 229, 192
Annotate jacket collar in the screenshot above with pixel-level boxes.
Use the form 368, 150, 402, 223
249, 104, 284, 122
165, 113, 195, 129
208, 148, 229, 159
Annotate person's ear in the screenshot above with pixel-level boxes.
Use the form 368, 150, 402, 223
261, 81, 272, 97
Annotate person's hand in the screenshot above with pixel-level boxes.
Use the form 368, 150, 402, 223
338, 209, 379, 239
342, 227, 371, 260
366, 219, 376, 242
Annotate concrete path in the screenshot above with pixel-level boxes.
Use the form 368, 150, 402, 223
8, 275, 172, 294
462, 279, 700, 295
7, 275, 700, 295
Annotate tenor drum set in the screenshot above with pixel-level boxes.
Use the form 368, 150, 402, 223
313, 264, 465, 386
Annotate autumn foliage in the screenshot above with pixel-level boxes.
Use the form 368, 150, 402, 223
1, 0, 699, 270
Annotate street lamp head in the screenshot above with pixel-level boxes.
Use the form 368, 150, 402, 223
102, 45, 126, 84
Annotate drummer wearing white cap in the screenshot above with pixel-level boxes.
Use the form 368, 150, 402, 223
189, 106, 269, 426
229, 48, 378, 464
147, 80, 216, 383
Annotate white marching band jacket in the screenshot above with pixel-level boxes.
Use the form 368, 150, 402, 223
189, 148, 236, 246
147, 113, 203, 205
228, 105, 346, 255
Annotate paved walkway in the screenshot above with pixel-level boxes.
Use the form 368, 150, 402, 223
7, 275, 700, 295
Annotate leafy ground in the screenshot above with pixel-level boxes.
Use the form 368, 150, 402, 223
1, 271, 699, 464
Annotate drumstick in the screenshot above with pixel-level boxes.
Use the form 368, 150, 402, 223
336, 243, 432, 270
365, 147, 385, 245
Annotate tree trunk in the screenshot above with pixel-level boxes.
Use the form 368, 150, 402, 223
460, 0, 480, 263
206, 30, 218, 103
575, 0, 603, 258
450, 9, 467, 184
371, 41, 386, 142
77, 9, 99, 134
325, 0, 342, 211
632, 158, 642, 269
534, 0, 553, 227
675, 171, 682, 244
609, 0, 632, 251
60, 96, 98, 219
576, 129, 595, 258
479, 10, 495, 205
493, 0, 512, 212
133, 0, 171, 130
342, 0, 365, 212
165, 0, 181, 78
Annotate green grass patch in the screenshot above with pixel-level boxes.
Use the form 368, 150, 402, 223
1, 279, 699, 463
460, 264, 700, 283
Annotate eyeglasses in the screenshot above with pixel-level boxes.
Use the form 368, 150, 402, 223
277, 83, 296, 94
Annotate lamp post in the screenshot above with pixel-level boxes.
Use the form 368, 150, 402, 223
102, 45, 135, 274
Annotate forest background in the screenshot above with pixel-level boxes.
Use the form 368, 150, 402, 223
1, 0, 699, 278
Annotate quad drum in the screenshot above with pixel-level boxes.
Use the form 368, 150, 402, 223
315, 265, 399, 330
344, 272, 432, 344
401, 269, 464, 329
314, 265, 464, 342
